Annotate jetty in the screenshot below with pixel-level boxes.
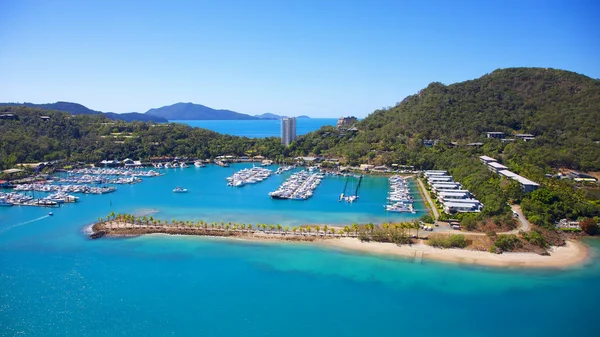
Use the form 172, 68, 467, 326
269, 170, 324, 200
226, 167, 272, 187
384, 175, 415, 213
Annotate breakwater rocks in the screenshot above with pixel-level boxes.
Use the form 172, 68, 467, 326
89, 230, 106, 239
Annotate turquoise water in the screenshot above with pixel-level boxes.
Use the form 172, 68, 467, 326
170, 118, 337, 137
1, 164, 600, 336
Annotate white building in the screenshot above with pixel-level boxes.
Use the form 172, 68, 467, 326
281, 117, 297, 146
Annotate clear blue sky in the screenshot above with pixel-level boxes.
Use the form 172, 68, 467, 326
0, 0, 598, 117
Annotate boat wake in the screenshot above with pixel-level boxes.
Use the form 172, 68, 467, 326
0, 215, 50, 234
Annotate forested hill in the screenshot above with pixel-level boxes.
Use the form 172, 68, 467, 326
145, 102, 259, 120
0, 102, 168, 123
361, 67, 600, 142
292, 67, 600, 171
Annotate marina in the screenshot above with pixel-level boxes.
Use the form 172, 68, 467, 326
269, 170, 324, 200
226, 167, 272, 187
384, 175, 415, 213
1, 162, 425, 223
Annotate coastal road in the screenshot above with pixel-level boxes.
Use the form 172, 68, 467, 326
510, 204, 530, 232
416, 178, 439, 220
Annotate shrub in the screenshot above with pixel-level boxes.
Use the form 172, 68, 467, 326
428, 234, 468, 248
494, 234, 522, 251
420, 214, 434, 224
521, 230, 547, 248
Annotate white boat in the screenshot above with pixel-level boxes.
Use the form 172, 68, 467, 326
173, 187, 188, 193
194, 161, 205, 167
0, 198, 13, 206
180, 162, 188, 168
164, 163, 172, 168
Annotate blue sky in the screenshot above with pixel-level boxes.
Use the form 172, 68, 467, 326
0, 0, 598, 117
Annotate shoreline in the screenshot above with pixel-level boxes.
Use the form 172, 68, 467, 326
91, 221, 590, 269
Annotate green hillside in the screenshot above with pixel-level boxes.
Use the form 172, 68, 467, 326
292, 67, 600, 171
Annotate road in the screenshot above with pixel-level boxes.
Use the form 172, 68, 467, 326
510, 204, 530, 232
416, 178, 439, 220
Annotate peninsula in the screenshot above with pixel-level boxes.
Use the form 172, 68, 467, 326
91, 214, 589, 269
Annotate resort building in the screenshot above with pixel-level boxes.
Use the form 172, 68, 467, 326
486, 132, 505, 139
479, 156, 539, 192
487, 161, 508, 173
432, 183, 463, 192
515, 133, 535, 141
281, 117, 297, 146
336, 116, 358, 129
443, 201, 483, 213
423, 170, 482, 214
427, 176, 454, 183
498, 170, 540, 192
437, 191, 471, 201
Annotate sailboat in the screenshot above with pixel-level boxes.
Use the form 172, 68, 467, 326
344, 175, 362, 202
339, 176, 350, 201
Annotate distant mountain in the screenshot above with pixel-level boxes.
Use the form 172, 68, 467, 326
255, 113, 312, 119
0, 101, 168, 123
145, 102, 259, 120
255, 113, 287, 120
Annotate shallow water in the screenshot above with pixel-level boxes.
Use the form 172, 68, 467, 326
1, 165, 599, 336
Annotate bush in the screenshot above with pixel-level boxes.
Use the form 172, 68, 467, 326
521, 230, 547, 248
461, 216, 478, 231
580, 218, 599, 236
428, 234, 468, 249
420, 214, 434, 224
494, 234, 521, 252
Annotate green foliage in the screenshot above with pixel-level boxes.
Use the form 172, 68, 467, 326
420, 214, 434, 224
427, 234, 468, 248
0, 106, 286, 169
521, 230, 548, 248
494, 234, 522, 251
460, 215, 478, 231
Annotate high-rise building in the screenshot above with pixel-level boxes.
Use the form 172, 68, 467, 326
281, 117, 296, 146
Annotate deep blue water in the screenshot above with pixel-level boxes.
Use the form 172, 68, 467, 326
1, 164, 599, 336
170, 118, 337, 137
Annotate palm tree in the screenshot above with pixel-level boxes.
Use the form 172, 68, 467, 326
292, 226, 298, 235
352, 223, 359, 236
315, 225, 321, 236
284, 225, 289, 235
108, 211, 116, 221
382, 223, 389, 231
277, 224, 282, 234
323, 225, 329, 236
247, 224, 253, 232
336, 229, 343, 236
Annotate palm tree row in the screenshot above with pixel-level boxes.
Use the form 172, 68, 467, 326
97, 213, 422, 239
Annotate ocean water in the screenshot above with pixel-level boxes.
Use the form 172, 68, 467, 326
1, 164, 599, 336
170, 118, 337, 137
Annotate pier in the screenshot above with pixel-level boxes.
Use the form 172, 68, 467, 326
269, 170, 324, 200
226, 167, 272, 187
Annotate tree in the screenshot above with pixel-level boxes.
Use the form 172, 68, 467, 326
580, 218, 599, 235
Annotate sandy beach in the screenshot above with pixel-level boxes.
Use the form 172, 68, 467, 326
93, 221, 590, 269
318, 237, 589, 268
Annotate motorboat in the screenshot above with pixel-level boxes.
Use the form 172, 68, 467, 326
173, 187, 188, 193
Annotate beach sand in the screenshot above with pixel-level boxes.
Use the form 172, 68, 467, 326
317, 237, 589, 268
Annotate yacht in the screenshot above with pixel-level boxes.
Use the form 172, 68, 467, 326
194, 161, 205, 167
0, 197, 13, 206
180, 162, 189, 168
173, 187, 188, 193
